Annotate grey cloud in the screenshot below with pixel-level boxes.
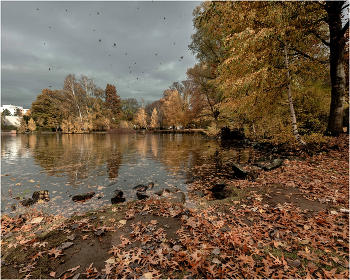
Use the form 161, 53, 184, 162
1, 1, 201, 108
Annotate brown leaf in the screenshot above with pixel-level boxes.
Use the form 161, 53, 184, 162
49, 271, 56, 278
67, 265, 80, 273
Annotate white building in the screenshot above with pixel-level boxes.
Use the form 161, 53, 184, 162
0, 105, 29, 116
3, 116, 22, 127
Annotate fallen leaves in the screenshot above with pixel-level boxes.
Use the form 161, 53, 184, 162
48, 247, 64, 259
67, 265, 80, 273
83, 263, 98, 278
29, 217, 43, 224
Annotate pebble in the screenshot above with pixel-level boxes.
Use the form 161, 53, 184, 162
71, 223, 79, 230
3, 232, 14, 239
57, 242, 74, 250
211, 247, 220, 255
67, 234, 76, 241
287, 259, 301, 268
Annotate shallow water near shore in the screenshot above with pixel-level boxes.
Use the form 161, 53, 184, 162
1, 132, 257, 217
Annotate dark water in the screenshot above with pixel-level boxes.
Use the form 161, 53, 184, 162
1, 133, 255, 217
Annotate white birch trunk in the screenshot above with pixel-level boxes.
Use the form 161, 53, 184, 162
284, 43, 306, 146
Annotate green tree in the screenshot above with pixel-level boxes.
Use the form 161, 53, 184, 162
121, 98, 139, 121
2, 109, 11, 116
31, 89, 63, 131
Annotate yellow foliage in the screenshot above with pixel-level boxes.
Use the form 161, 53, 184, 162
28, 118, 36, 132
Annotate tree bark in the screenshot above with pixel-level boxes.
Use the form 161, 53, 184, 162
284, 43, 307, 146
325, 2, 348, 135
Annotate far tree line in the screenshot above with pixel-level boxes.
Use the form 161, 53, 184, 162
8, 1, 349, 144
16, 74, 220, 133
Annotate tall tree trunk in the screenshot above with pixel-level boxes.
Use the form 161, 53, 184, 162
284, 43, 306, 146
325, 2, 347, 135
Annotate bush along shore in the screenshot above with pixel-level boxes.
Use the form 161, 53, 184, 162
1, 135, 349, 279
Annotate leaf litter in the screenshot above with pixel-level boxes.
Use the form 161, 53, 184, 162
1, 135, 349, 279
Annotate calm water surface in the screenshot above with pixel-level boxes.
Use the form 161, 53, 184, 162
1, 133, 255, 216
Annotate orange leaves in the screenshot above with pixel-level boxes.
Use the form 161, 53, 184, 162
48, 247, 64, 259
102, 263, 114, 276
185, 217, 199, 228
119, 235, 131, 247
83, 263, 98, 278
237, 254, 255, 267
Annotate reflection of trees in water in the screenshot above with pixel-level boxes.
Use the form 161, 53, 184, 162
145, 133, 221, 179
28, 134, 131, 186
18, 133, 257, 187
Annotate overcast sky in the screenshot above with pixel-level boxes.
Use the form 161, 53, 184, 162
1, 1, 201, 109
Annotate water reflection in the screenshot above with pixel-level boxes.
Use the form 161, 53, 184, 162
1, 133, 256, 216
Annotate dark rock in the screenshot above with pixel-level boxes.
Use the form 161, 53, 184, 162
94, 229, 104, 236
154, 189, 164, 196
72, 191, 95, 202
165, 186, 179, 193
255, 159, 284, 171
287, 259, 301, 268
71, 223, 79, 230
136, 192, 149, 200
169, 192, 186, 203
11, 204, 16, 211
133, 184, 148, 192
111, 189, 125, 204
210, 181, 227, 192
264, 159, 284, 171
20, 198, 34, 207
133, 182, 154, 192
32, 190, 50, 202
212, 191, 227, 200
57, 242, 74, 250
231, 163, 249, 178
194, 191, 204, 197
113, 189, 123, 197
111, 197, 126, 204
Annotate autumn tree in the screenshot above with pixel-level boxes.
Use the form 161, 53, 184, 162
134, 108, 148, 129
186, 64, 223, 124
197, 1, 331, 144
105, 84, 121, 127
188, 1, 227, 124
28, 118, 36, 132
144, 100, 164, 128
149, 108, 159, 129
162, 89, 184, 129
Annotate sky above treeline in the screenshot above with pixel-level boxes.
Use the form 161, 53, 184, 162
1, 1, 201, 109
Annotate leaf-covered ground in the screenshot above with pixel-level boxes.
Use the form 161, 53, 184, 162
1, 135, 349, 279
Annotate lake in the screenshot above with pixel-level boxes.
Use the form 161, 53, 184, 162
1, 132, 256, 217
